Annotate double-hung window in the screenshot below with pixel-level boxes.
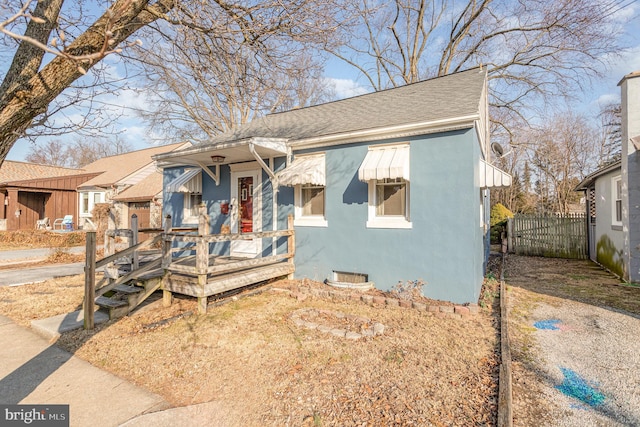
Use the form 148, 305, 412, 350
359, 143, 411, 229
612, 175, 622, 227
278, 153, 327, 227
184, 193, 202, 223
166, 168, 203, 224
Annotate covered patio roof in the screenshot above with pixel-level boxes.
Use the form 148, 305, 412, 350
154, 137, 288, 167
154, 137, 289, 187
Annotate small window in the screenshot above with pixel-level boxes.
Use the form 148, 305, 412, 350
184, 193, 202, 223
375, 178, 406, 216
81, 193, 89, 214
295, 184, 327, 227
612, 176, 622, 226
360, 143, 411, 229
302, 185, 325, 216
367, 178, 411, 228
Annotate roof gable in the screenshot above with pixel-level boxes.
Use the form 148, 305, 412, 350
112, 172, 163, 201
79, 142, 190, 188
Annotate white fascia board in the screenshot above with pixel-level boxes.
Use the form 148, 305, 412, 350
116, 162, 156, 186
289, 115, 479, 150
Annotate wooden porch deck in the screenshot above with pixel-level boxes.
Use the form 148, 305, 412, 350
84, 210, 295, 326
161, 213, 295, 313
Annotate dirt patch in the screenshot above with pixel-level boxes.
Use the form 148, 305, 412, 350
504, 255, 640, 316
0, 276, 500, 426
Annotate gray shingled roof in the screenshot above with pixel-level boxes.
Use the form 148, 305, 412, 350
206, 69, 486, 145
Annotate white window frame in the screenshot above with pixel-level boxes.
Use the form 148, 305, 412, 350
79, 191, 104, 217
183, 193, 202, 224
612, 175, 622, 226
366, 177, 411, 229
294, 184, 327, 227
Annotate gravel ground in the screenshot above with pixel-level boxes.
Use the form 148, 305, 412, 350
505, 255, 640, 426
529, 301, 640, 426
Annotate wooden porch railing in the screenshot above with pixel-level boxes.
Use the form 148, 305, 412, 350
84, 212, 163, 329
85, 206, 295, 327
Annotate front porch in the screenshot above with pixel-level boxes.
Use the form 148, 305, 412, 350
160, 209, 295, 313
83, 209, 295, 327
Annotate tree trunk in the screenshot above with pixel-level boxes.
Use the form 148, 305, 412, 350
0, 0, 176, 166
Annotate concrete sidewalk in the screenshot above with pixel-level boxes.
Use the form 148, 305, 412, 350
0, 315, 170, 427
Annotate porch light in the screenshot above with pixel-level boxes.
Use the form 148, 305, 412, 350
211, 155, 225, 163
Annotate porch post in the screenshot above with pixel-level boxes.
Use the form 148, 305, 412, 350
84, 231, 96, 330
197, 203, 209, 313
105, 207, 118, 285
162, 214, 173, 307
131, 214, 139, 270
287, 214, 295, 279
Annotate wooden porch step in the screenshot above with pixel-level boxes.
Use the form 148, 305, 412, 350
95, 296, 128, 309
96, 277, 163, 320
113, 284, 143, 294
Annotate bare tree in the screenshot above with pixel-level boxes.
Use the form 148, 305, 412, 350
132, 1, 340, 144
24, 138, 69, 166
527, 112, 600, 214
24, 136, 132, 167
331, 0, 627, 132
67, 136, 132, 167
0, 0, 343, 165
0, 0, 176, 166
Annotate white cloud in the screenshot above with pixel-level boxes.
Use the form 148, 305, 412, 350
326, 78, 369, 99
608, 3, 637, 23
596, 92, 620, 106
603, 43, 640, 81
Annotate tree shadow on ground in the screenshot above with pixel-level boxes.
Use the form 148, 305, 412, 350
502, 254, 640, 318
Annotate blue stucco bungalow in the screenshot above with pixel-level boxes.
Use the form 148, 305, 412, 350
154, 69, 511, 304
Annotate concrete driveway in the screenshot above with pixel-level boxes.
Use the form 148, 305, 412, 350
0, 263, 85, 286
0, 246, 85, 264
0, 246, 86, 286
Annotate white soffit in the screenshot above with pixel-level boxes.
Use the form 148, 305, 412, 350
166, 168, 202, 193
358, 145, 410, 181
277, 154, 325, 186
480, 160, 512, 189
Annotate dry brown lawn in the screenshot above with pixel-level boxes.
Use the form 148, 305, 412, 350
0, 275, 500, 426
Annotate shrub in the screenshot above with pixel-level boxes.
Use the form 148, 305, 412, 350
390, 279, 425, 301
490, 203, 514, 244
490, 203, 514, 226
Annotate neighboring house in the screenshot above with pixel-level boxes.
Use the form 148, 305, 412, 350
155, 69, 511, 304
0, 161, 99, 231
77, 143, 189, 230
111, 171, 164, 232
576, 70, 640, 282
575, 161, 624, 276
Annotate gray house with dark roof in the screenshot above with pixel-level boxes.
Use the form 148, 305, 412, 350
155, 69, 511, 303
575, 70, 640, 282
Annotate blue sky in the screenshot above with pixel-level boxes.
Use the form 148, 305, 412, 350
5, 2, 640, 162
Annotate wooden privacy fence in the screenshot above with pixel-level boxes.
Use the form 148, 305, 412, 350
508, 213, 588, 259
